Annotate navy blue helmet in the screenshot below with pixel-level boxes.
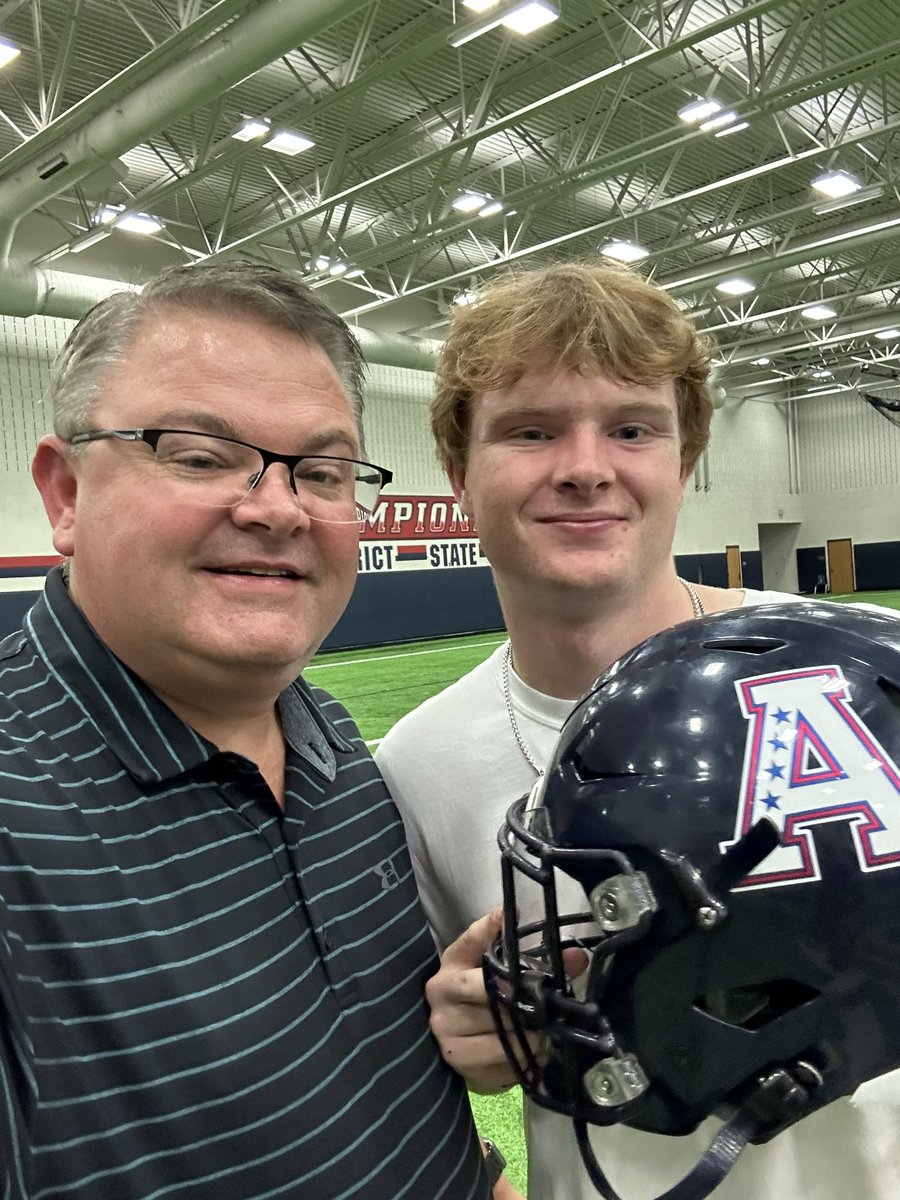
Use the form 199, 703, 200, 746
484, 601, 900, 1200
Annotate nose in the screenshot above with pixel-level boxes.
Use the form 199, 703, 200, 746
549, 426, 616, 493
229, 463, 311, 534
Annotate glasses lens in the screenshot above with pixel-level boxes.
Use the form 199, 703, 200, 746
151, 434, 383, 522
294, 457, 382, 523
153, 432, 262, 507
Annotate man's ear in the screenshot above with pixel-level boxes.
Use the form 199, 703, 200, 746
32, 436, 79, 556
447, 459, 473, 517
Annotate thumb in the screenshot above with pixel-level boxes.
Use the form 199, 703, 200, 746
440, 908, 504, 970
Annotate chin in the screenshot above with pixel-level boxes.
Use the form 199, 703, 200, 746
197, 632, 313, 678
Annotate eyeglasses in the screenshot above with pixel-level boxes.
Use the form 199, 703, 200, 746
68, 428, 393, 523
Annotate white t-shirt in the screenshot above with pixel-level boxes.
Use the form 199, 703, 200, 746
376, 590, 900, 1200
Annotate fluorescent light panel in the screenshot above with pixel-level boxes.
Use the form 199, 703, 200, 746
714, 121, 749, 138
232, 118, 270, 142
97, 205, 164, 235
678, 98, 721, 124
700, 111, 738, 132
601, 239, 649, 263
452, 190, 488, 213
812, 183, 884, 215
449, 0, 558, 47
0, 38, 19, 68
117, 213, 165, 234
264, 130, 314, 156
503, 0, 558, 33
875, 328, 900, 340
716, 277, 756, 296
801, 304, 837, 320
811, 169, 861, 199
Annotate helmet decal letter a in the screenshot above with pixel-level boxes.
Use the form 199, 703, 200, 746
721, 665, 900, 888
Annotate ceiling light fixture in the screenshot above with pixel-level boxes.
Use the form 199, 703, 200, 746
97, 205, 165, 235
715, 121, 749, 137
0, 38, 20, 69
453, 289, 479, 306
751, 357, 771, 366
448, 0, 558, 47
452, 190, 488, 213
264, 130, 315, 156
716, 278, 756, 296
874, 328, 900, 340
344, 267, 365, 280
478, 199, 504, 217
68, 226, 113, 254
700, 111, 738, 132
811, 169, 862, 199
503, 0, 558, 33
231, 117, 271, 142
678, 98, 721, 124
601, 239, 649, 263
801, 304, 837, 320
812, 183, 884, 215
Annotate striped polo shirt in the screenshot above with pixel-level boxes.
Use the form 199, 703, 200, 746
0, 568, 489, 1200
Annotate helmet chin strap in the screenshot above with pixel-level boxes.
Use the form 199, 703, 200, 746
573, 1056, 823, 1200
574, 1110, 758, 1200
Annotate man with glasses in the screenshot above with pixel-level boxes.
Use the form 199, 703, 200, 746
0, 262, 506, 1199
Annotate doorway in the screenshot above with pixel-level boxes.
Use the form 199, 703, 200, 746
726, 544, 743, 588
826, 538, 855, 594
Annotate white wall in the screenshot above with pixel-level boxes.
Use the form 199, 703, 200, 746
794, 389, 900, 545
0, 314, 70, 556
1, 316, 898, 566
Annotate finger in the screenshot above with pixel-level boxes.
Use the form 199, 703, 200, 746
562, 946, 590, 979
426, 961, 491, 1013
439, 908, 503, 971
438, 1029, 546, 1085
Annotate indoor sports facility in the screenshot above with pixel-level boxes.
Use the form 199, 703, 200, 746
0, 1, 899, 1193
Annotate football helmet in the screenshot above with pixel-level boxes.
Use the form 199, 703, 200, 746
484, 601, 900, 1200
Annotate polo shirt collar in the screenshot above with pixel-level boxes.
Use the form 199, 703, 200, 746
26, 568, 351, 784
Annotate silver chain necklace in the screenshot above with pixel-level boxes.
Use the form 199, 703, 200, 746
502, 578, 706, 776
679, 576, 705, 619
502, 642, 545, 776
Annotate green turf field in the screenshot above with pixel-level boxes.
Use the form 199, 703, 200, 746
304, 588, 900, 1194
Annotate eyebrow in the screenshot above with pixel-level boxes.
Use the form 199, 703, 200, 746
145, 411, 361, 456
149, 409, 239, 437
484, 399, 678, 425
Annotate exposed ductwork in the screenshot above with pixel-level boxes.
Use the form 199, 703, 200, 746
0, 0, 369, 308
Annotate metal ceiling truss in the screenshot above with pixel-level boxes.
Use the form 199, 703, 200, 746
0, 0, 895, 394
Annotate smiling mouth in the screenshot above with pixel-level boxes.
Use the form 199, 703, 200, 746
208, 566, 301, 580
542, 514, 623, 523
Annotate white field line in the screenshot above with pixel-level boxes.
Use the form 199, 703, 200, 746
306, 636, 505, 672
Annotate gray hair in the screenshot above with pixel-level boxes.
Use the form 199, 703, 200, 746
50, 260, 366, 442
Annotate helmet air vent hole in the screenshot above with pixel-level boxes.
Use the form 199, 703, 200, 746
701, 637, 788, 655
694, 979, 819, 1030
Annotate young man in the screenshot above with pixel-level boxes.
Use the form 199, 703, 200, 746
376, 262, 900, 1199
0, 262, 508, 1199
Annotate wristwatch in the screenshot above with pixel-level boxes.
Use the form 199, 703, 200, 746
482, 1139, 507, 1190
